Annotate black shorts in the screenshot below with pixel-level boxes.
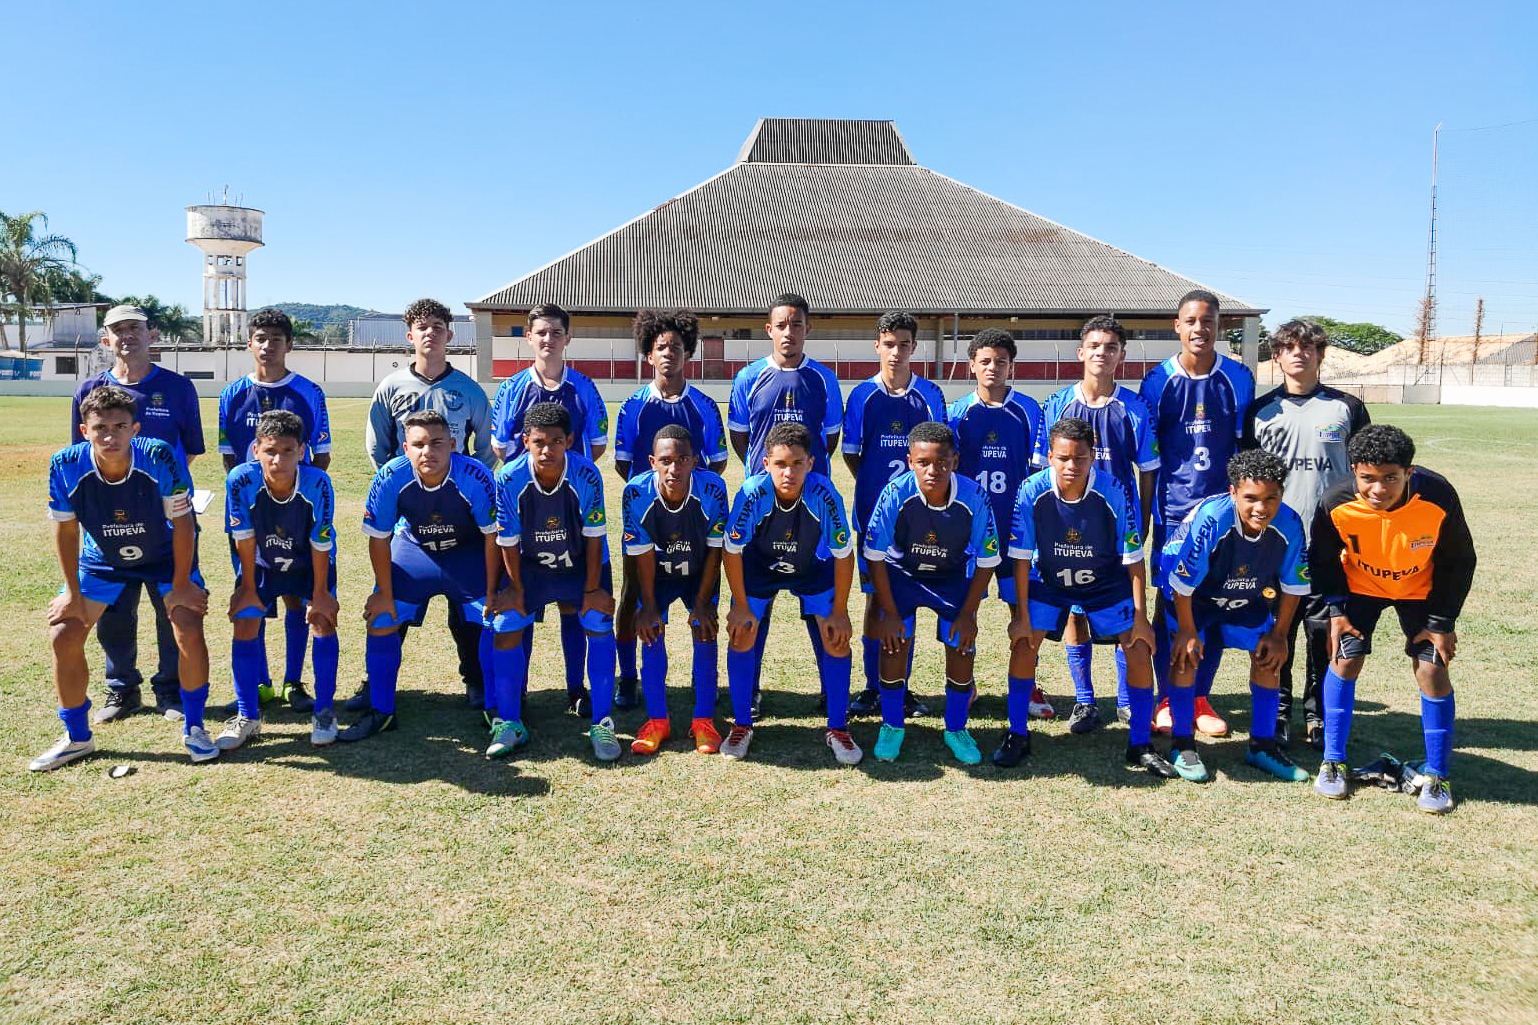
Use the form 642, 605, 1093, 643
1337, 595, 1443, 665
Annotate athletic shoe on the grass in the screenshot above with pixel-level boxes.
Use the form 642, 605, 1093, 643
904, 691, 931, 718
630, 717, 671, 755
486, 718, 530, 759
614, 676, 641, 711
152, 688, 185, 722
720, 725, 754, 760
1153, 698, 1173, 735
342, 681, 371, 714
992, 730, 1031, 768
943, 729, 982, 766
849, 689, 881, 717
589, 717, 622, 762
1305, 722, 1325, 752
1028, 686, 1055, 720
29, 734, 97, 772
184, 726, 220, 763
1115, 704, 1132, 725
1245, 744, 1308, 782
215, 715, 262, 751
1067, 702, 1104, 735
283, 681, 315, 713
337, 709, 396, 743
1125, 743, 1177, 779
257, 682, 277, 705
1416, 774, 1454, 815
1171, 746, 1209, 782
1194, 697, 1229, 737
873, 724, 905, 762
825, 728, 863, 766
690, 718, 722, 754
1314, 760, 1349, 800
566, 688, 592, 719
310, 709, 339, 746
93, 687, 141, 724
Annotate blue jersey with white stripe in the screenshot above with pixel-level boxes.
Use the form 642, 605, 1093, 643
70, 367, 205, 465
864, 471, 1000, 583
1035, 383, 1159, 505
225, 462, 336, 581
621, 468, 729, 585
495, 451, 609, 576
491, 367, 608, 460
48, 437, 193, 575
1140, 355, 1255, 527
1164, 495, 1310, 625
725, 473, 853, 598
613, 383, 727, 476
842, 374, 947, 530
363, 453, 498, 555
1009, 468, 1142, 609
728, 356, 843, 476
218, 372, 331, 464
947, 390, 1045, 548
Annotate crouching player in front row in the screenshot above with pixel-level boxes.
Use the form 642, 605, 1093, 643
1161, 449, 1311, 782
347, 410, 500, 742
1309, 424, 1475, 814
1005, 417, 1175, 775
223, 411, 340, 748
489, 402, 621, 762
721, 422, 861, 764
624, 424, 729, 755
34, 385, 216, 770
864, 422, 999, 764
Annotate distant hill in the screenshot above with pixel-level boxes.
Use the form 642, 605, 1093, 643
267, 303, 387, 330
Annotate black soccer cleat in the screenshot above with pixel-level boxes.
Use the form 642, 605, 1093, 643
992, 730, 1032, 768
565, 688, 592, 718
1125, 743, 1179, 778
849, 689, 880, 717
342, 681, 372, 714
337, 709, 396, 742
613, 677, 640, 711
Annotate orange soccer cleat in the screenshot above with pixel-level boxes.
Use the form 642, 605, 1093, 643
690, 717, 722, 754
630, 717, 672, 755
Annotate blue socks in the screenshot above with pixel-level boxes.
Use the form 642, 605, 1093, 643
312, 633, 339, 712
944, 679, 971, 732
365, 631, 403, 715
1250, 683, 1280, 741
585, 631, 617, 722
283, 608, 307, 683
880, 679, 905, 728
1127, 685, 1154, 746
1006, 675, 1033, 734
182, 683, 209, 732
1114, 647, 1129, 710
1153, 620, 1172, 701
1169, 684, 1195, 741
1322, 668, 1355, 763
824, 653, 851, 729
478, 627, 495, 713
1422, 691, 1455, 777
727, 646, 757, 726
231, 637, 265, 718
560, 612, 586, 696
618, 636, 638, 681
1067, 643, 1094, 704
641, 637, 669, 719
60, 702, 91, 742
492, 642, 525, 722
692, 639, 718, 718
1195, 645, 1222, 699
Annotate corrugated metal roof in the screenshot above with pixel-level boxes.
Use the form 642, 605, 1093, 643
474, 122, 1263, 318
738, 118, 914, 165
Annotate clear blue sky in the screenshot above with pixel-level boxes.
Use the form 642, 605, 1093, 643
6, 0, 1535, 338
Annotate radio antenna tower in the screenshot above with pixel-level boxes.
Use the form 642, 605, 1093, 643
1416, 122, 1442, 369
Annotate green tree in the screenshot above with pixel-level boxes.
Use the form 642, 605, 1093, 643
115, 294, 202, 344
0, 210, 78, 351
1307, 316, 1401, 355
290, 317, 320, 341
1224, 322, 1271, 354
41, 266, 110, 306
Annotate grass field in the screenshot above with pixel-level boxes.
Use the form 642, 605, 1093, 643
2, 397, 1535, 1025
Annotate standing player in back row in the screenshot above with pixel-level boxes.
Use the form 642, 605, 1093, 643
611, 308, 727, 711
947, 328, 1048, 719
842, 311, 947, 718
1036, 315, 1160, 733
1140, 289, 1255, 737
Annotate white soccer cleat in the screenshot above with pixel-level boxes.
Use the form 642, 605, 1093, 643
184, 726, 220, 763
215, 715, 263, 751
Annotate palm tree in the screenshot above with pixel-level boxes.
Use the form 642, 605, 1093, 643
0, 210, 78, 351
115, 294, 202, 344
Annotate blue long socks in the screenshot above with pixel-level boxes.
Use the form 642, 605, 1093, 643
641, 638, 669, 718
1322, 668, 1355, 763
366, 632, 403, 715
60, 703, 91, 742
585, 631, 617, 722
944, 680, 970, 732
231, 637, 266, 718
560, 612, 586, 696
727, 647, 757, 726
182, 683, 209, 732
1067, 643, 1094, 703
283, 608, 307, 683
618, 636, 638, 680
492, 643, 525, 722
692, 639, 718, 718
1250, 683, 1280, 741
312, 634, 339, 712
1422, 691, 1455, 777
1006, 675, 1033, 734
880, 679, 905, 728
1127, 685, 1154, 746
1169, 684, 1195, 741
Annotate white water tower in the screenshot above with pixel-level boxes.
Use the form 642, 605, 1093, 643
186, 199, 263, 347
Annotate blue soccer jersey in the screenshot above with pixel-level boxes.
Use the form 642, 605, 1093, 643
1140, 355, 1255, 528
728, 356, 843, 477
1164, 495, 1310, 626
1009, 468, 1142, 610
495, 451, 609, 576
218, 372, 332, 465
491, 367, 608, 460
1035, 383, 1159, 503
947, 390, 1046, 547
864, 472, 1000, 583
613, 383, 727, 476
70, 367, 205, 465
363, 453, 499, 554
225, 462, 336, 581
842, 374, 947, 531
48, 437, 194, 575
621, 468, 729, 585
724, 473, 854, 599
